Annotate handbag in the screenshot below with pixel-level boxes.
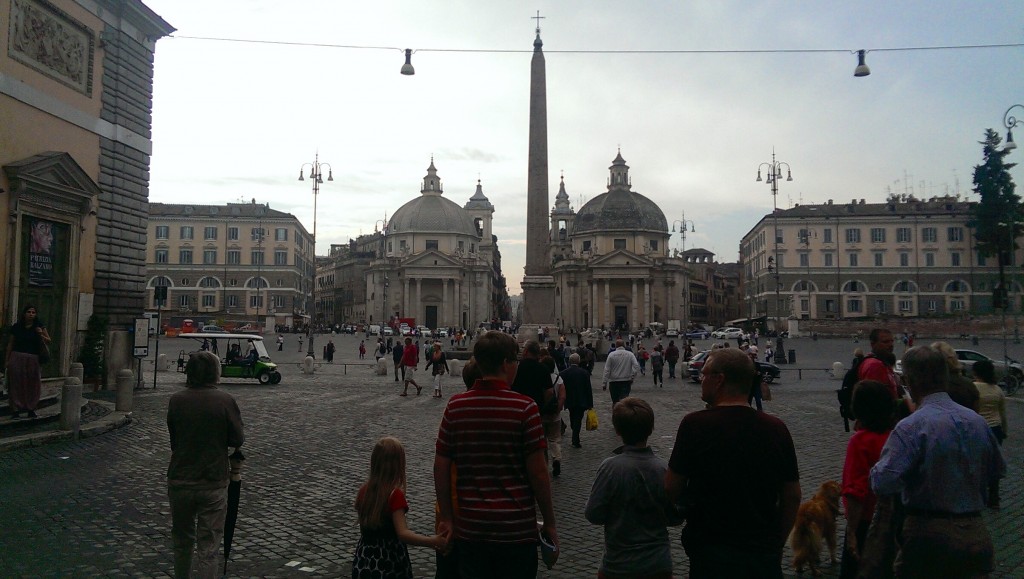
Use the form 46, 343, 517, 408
761, 380, 772, 401
585, 408, 599, 431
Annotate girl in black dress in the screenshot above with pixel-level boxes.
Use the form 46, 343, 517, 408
5, 304, 51, 419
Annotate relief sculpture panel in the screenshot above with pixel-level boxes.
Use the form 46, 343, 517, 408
9, 0, 94, 95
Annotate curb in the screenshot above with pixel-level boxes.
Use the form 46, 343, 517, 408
0, 400, 133, 453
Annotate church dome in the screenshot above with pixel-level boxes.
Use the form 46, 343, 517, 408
388, 160, 480, 237
572, 153, 667, 234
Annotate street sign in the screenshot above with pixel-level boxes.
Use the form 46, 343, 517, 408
133, 317, 149, 357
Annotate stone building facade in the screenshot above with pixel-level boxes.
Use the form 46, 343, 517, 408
741, 195, 1017, 327
0, 0, 172, 380
146, 201, 313, 331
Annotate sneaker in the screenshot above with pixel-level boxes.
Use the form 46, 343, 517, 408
552, 461, 561, 478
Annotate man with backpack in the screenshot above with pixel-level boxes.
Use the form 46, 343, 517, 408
838, 328, 910, 431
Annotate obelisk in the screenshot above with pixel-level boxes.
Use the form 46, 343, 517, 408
520, 18, 557, 332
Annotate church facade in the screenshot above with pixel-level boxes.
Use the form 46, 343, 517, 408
549, 153, 692, 331
362, 160, 508, 330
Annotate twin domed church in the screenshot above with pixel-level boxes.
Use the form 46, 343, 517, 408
359, 151, 694, 332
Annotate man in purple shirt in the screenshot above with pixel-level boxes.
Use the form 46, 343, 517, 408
870, 345, 1005, 578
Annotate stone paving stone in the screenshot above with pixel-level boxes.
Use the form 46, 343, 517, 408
0, 334, 1021, 577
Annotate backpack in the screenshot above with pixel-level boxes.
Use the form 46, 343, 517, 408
838, 355, 872, 426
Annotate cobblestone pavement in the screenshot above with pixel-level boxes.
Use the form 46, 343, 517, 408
1, 334, 1021, 577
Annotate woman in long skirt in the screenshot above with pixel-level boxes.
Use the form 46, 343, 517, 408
6, 304, 51, 419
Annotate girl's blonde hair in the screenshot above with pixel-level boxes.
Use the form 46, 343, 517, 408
355, 436, 407, 529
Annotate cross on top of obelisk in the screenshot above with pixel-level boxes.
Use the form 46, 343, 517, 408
532, 10, 545, 34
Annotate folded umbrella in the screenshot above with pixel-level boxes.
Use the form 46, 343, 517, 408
223, 449, 245, 576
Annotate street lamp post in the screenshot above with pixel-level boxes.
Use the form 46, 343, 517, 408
671, 214, 696, 254
298, 153, 332, 357
1003, 105, 1024, 344
757, 151, 793, 364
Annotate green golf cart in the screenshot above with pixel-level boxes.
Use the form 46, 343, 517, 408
178, 333, 282, 384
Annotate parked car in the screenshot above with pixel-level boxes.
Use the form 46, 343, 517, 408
896, 349, 1021, 394
438, 328, 449, 338
382, 326, 394, 336
666, 328, 680, 338
711, 327, 744, 339
688, 350, 780, 383
685, 328, 711, 339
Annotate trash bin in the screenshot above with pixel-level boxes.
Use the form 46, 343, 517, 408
788, 349, 796, 364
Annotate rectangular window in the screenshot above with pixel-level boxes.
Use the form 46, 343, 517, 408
249, 295, 264, 308
275, 228, 288, 241
458, 240, 465, 252
899, 252, 910, 267
800, 298, 809, 313
849, 253, 858, 267
947, 227, 964, 242
874, 299, 886, 314
399, 240, 407, 251
825, 299, 836, 313
180, 226, 193, 240
896, 227, 912, 243
874, 252, 883, 267
650, 239, 658, 251
799, 253, 809, 267
273, 295, 287, 308
925, 252, 935, 267
227, 295, 238, 308
155, 249, 168, 263
951, 252, 961, 267
179, 295, 190, 307
978, 253, 986, 266
823, 228, 833, 243
845, 228, 861, 243
296, 232, 304, 249
951, 299, 965, 311
203, 250, 217, 264
179, 249, 193, 264
156, 225, 169, 239
871, 228, 886, 243
824, 253, 834, 267
922, 227, 937, 243
927, 299, 938, 312
426, 240, 439, 250
583, 240, 592, 252
251, 227, 264, 242
899, 299, 913, 312
228, 227, 239, 241
227, 250, 241, 265
614, 239, 627, 249
202, 294, 216, 307
251, 250, 265, 265
774, 229, 783, 245
204, 226, 218, 240
275, 250, 288, 265
848, 299, 862, 313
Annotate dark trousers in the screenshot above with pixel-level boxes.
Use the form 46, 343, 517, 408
609, 381, 632, 404
684, 541, 783, 579
456, 540, 537, 579
568, 407, 585, 445
652, 367, 663, 385
668, 361, 677, 378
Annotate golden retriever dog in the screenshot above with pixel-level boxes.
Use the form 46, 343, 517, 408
789, 480, 842, 576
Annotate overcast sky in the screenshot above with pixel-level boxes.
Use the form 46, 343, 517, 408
143, 0, 1024, 294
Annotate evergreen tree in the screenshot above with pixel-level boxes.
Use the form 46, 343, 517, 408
969, 129, 1020, 308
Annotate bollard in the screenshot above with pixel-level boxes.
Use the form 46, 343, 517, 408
157, 353, 168, 372
70, 362, 84, 383
375, 358, 389, 376
60, 377, 83, 434
115, 369, 134, 412
302, 355, 315, 374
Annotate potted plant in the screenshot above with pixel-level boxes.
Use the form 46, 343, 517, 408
78, 314, 107, 390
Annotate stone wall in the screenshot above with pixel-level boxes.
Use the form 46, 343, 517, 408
799, 314, 1020, 340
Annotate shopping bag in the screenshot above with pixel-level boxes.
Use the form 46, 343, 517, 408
585, 408, 599, 431
761, 381, 773, 401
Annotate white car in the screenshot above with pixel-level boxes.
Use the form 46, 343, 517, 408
438, 328, 449, 338
711, 327, 744, 339
382, 327, 394, 336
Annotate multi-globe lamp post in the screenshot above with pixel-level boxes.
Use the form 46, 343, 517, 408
298, 154, 332, 357
671, 216, 696, 335
757, 152, 793, 363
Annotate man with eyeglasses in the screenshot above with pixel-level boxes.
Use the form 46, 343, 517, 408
665, 348, 801, 578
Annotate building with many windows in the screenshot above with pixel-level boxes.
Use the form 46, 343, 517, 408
146, 201, 313, 330
741, 195, 1015, 327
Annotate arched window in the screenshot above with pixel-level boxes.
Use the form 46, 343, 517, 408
198, 276, 221, 288
893, 280, 917, 293
945, 280, 969, 293
149, 276, 172, 288
842, 280, 867, 293
246, 277, 268, 289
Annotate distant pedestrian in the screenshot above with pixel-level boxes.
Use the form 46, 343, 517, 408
401, 337, 422, 396
277, 334, 284, 351
392, 341, 405, 382
167, 351, 244, 579
425, 343, 449, 398
650, 345, 665, 387
603, 339, 640, 404
352, 437, 447, 578
636, 345, 648, 376
326, 340, 336, 364
298, 335, 304, 353
560, 353, 594, 449
665, 340, 680, 379
358, 341, 366, 360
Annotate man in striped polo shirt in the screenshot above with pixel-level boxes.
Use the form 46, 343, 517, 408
434, 331, 559, 578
